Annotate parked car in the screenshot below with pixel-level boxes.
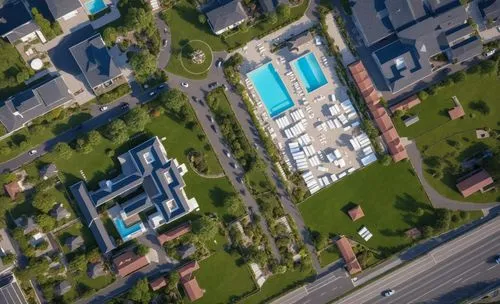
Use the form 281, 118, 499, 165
383, 289, 395, 297
99, 106, 108, 112
485, 49, 496, 57
28, 150, 37, 155
149, 90, 157, 97
163, 39, 168, 47
158, 84, 166, 89
216, 58, 223, 67
207, 115, 214, 123
181, 82, 189, 88
208, 82, 218, 89
495, 255, 500, 264
231, 162, 238, 169
221, 84, 228, 91
211, 124, 217, 133
224, 150, 231, 158
120, 103, 129, 110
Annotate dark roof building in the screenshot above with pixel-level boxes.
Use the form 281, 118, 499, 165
55, 281, 71, 296
71, 137, 198, 253
0, 274, 28, 304
45, 0, 81, 20
206, 0, 248, 35
0, 1, 41, 44
479, 0, 499, 25
0, 76, 73, 133
39, 163, 58, 180
51, 203, 71, 221
69, 34, 122, 94
456, 169, 494, 197
87, 262, 106, 279
352, 0, 482, 93
65, 236, 84, 252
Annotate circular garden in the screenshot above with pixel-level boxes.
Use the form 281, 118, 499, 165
179, 40, 213, 75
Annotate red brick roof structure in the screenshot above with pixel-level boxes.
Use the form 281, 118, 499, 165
336, 237, 362, 274
157, 222, 191, 245
448, 106, 465, 120
113, 251, 150, 277
182, 276, 204, 302
389, 95, 421, 113
374, 113, 394, 132
382, 128, 400, 143
3, 181, 21, 200
456, 169, 494, 197
149, 276, 167, 291
347, 205, 365, 221
178, 261, 200, 278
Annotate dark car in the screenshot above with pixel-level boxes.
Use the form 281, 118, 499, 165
211, 124, 217, 133
208, 82, 218, 89
120, 103, 129, 110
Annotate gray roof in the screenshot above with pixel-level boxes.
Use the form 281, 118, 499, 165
351, 0, 395, 46
4, 21, 39, 44
0, 1, 32, 38
206, 0, 248, 33
385, 0, 427, 30
0, 76, 73, 133
40, 163, 58, 179
55, 281, 71, 296
446, 23, 473, 45
288, 31, 312, 50
450, 36, 483, 62
178, 244, 196, 260
0, 274, 28, 304
70, 182, 116, 254
259, 0, 275, 12
45, 0, 81, 20
479, 0, 499, 21
88, 262, 105, 278
51, 203, 70, 221
69, 34, 122, 89
65, 235, 84, 252
428, 0, 460, 13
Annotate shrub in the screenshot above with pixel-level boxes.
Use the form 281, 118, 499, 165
96, 84, 131, 105
417, 91, 429, 100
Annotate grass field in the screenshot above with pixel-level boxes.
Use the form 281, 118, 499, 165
319, 245, 340, 268
394, 72, 500, 202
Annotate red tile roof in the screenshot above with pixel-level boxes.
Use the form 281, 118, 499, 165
363, 89, 380, 105
374, 113, 394, 132
382, 128, 399, 143
336, 237, 362, 274
149, 276, 168, 291
182, 276, 204, 302
348, 61, 365, 74
348, 205, 365, 221
448, 106, 465, 120
113, 251, 150, 277
456, 169, 494, 197
4, 181, 21, 200
157, 222, 191, 245
178, 261, 200, 279
389, 95, 421, 113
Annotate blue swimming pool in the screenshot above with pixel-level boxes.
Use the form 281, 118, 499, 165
113, 218, 143, 241
248, 62, 294, 117
291, 52, 328, 93
85, 0, 107, 15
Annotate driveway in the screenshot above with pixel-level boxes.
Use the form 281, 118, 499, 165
155, 12, 171, 69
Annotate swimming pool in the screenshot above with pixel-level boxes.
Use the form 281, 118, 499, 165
113, 217, 143, 241
248, 62, 294, 117
291, 52, 328, 93
85, 0, 107, 15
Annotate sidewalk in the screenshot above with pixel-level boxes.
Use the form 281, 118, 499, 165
324, 13, 356, 66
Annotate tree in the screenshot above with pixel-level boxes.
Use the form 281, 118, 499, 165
422, 226, 434, 238
124, 107, 151, 133
0, 172, 17, 185
277, 4, 291, 18
87, 248, 101, 264
130, 50, 157, 83
1, 253, 15, 265
75, 137, 93, 154
86, 130, 102, 147
33, 191, 56, 213
159, 89, 188, 113
102, 27, 118, 45
310, 230, 327, 250
35, 214, 56, 232
479, 59, 496, 75
192, 215, 218, 241
469, 100, 490, 115
417, 90, 429, 100
380, 154, 392, 166
52, 142, 73, 160
198, 14, 206, 24
450, 71, 465, 83
69, 254, 87, 273
129, 278, 152, 304
166, 272, 180, 291
267, 12, 278, 24
103, 119, 129, 144
226, 194, 243, 216
136, 244, 149, 256
239, 21, 249, 32
434, 209, 452, 231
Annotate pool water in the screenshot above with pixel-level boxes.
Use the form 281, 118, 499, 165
248, 62, 295, 117
85, 0, 107, 15
291, 52, 328, 93
113, 217, 143, 241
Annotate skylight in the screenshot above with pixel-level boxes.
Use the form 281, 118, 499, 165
395, 57, 406, 70
143, 152, 154, 164
163, 172, 173, 184
167, 200, 179, 212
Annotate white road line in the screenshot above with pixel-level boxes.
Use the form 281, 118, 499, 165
272, 286, 308, 304
306, 276, 340, 293
487, 264, 498, 271
462, 271, 482, 283
320, 292, 327, 296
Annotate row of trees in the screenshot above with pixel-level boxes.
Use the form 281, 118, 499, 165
31, 8, 62, 41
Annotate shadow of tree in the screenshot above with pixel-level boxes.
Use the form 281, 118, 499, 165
208, 186, 232, 207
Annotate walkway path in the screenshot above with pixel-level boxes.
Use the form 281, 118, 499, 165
406, 141, 499, 211
324, 13, 356, 66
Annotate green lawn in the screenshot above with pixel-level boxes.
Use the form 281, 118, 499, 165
0, 40, 31, 100
55, 222, 97, 254
192, 234, 257, 304
319, 245, 340, 268
393, 72, 500, 202
170, 40, 214, 78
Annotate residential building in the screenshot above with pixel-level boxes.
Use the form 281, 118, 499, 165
87, 262, 106, 279
352, 0, 483, 93
178, 244, 196, 260
113, 250, 150, 277
69, 34, 124, 95
178, 261, 200, 278
479, 0, 499, 26
149, 276, 167, 291
55, 281, 72, 296
456, 169, 494, 197
182, 276, 204, 302
39, 163, 58, 180
65, 236, 84, 252
335, 236, 362, 275
45, 0, 82, 21
157, 222, 191, 245
0, 273, 28, 304
3, 180, 22, 201
206, 0, 248, 35
71, 137, 199, 253
347, 205, 365, 221
50, 203, 71, 221
0, 76, 74, 133
389, 95, 421, 113
0, 1, 46, 44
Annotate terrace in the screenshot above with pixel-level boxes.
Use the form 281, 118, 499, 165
241, 35, 376, 194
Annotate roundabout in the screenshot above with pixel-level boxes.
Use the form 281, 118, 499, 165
179, 40, 213, 75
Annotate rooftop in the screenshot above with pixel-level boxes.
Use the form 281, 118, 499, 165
113, 251, 150, 277
0, 1, 32, 38
157, 222, 191, 245
0, 274, 27, 304
149, 276, 167, 291
351, 0, 395, 45
45, 0, 81, 20
347, 205, 365, 221
178, 260, 200, 278
456, 169, 494, 197
336, 237, 362, 274
182, 276, 204, 301
206, 0, 248, 33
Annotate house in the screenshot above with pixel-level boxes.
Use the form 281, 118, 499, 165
45, 0, 82, 21
87, 262, 106, 279
0, 76, 74, 133
178, 244, 197, 260
178, 261, 200, 278
479, 0, 499, 26
3, 180, 22, 201
456, 169, 494, 197
55, 280, 72, 296
0, 274, 28, 304
113, 250, 150, 277
335, 236, 362, 275
65, 236, 84, 252
352, 0, 482, 93
16, 217, 39, 235
149, 276, 167, 291
182, 276, 204, 302
347, 205, 365, 221
0, 1, 46, 44
206, 1, 248, 35
389, 95, 421, 113
51, 203, 71, 221
39, 163, 58, 180
69, 34, 124, 95
157, 222, 191, 245
448, 105, 465, 120
71, 137, 198, 253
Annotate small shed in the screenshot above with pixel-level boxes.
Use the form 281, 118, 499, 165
39, 163, 58, 180
88, 262, 106, 279
51, 203, 71, 221
178, 244, 196, 260
405, 228, 422, 240
4, 181, 21, 200
403, 115, 420, 127
347, 205, 365, 221
65, 236, 84, 252
149, 276, 168, 291
55, 280, 72, 296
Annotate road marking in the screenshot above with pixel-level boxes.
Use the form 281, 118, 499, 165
320, 292, 326, 296
487, 264, 498, 271
453, 277, 463, 284
462, 272, 482, 283
306, 275, 340, 293
430, 253, 437, 264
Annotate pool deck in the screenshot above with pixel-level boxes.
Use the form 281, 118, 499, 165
240, 38, 373, 188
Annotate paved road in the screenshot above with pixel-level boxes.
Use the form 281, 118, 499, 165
334, 215, 500, 304
406, 142, 499, 211
155, 12, 171, 70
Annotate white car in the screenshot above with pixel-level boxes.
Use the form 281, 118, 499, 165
181, 82, 189, 88
231, 162, 238, 169
225, 150, 231, 158
208, 115, 214, 123
28, 149, 37, 155
99, 106, 108, 111
149, 90, 157, 97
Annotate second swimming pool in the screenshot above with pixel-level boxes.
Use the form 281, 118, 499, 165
113, 217, 143, 241
84, 0, 107, 15
247, 62, 295, 117
291, 52, 328, 93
